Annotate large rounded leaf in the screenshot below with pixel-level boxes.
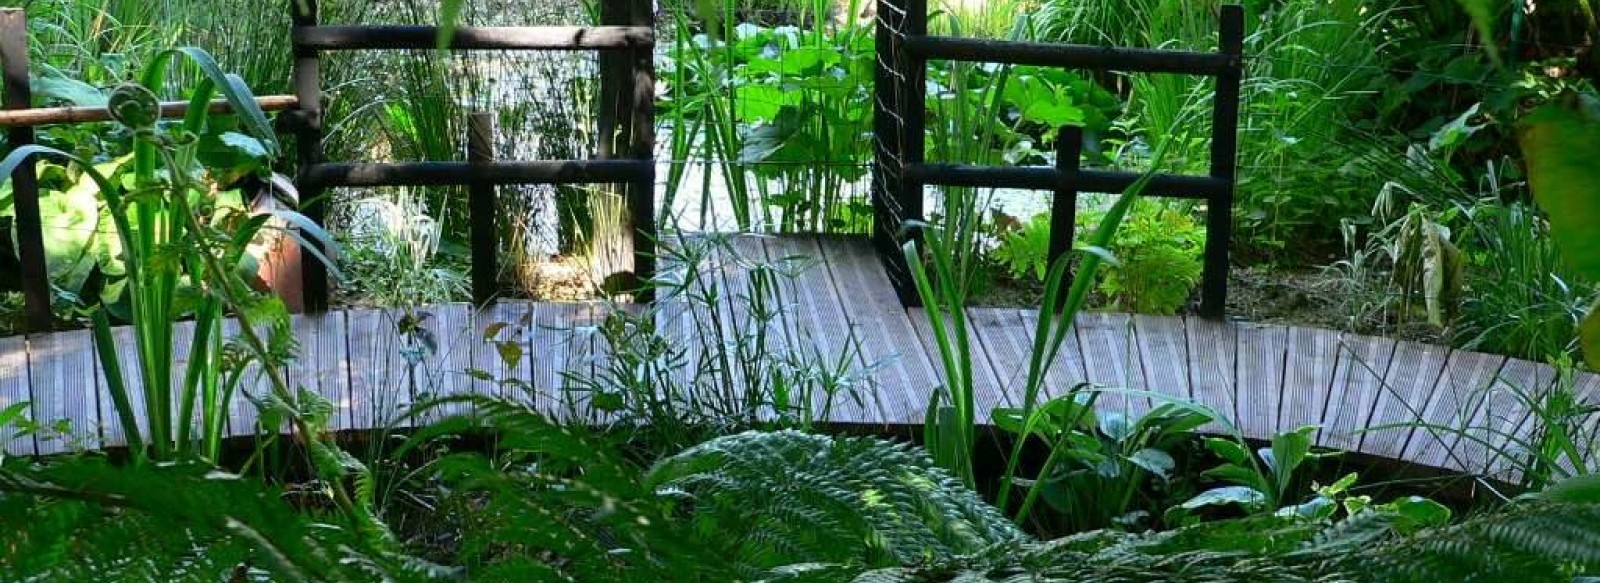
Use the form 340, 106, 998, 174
1518, 102, 1600, 367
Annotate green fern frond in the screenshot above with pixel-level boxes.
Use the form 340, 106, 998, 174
1355, 502, 1600, 582
0, 457, 444, 583
649, 430, 1027, 573
405, 394, 739, 581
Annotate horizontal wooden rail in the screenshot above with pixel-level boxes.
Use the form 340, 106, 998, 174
306, 159, 652, 188
903, 36, 1235, 74
292, 25, 654, 51
905, 164, 1230, 199
0, 95, 298, 128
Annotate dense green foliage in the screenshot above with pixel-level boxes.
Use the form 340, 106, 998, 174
6, 414, 1600, 581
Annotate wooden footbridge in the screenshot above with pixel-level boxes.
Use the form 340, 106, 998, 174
2, 4, 1595, 477
2, 235, 1595, 481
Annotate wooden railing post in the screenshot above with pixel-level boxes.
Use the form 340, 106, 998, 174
872, 0, 927, 305
1201, 4, 1244, 319
597, 0, 656, 302
292, 0, 329, 313
1, 9, 52, 332
1047, 124, 1083, 310
1047, 125, 1083, 266
468, 112, 498, 306
626, 0, 656, 302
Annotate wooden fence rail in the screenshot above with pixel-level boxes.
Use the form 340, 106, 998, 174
289, 0, 657, 309
0, 1, 659, 330
871, 2, 1245, 317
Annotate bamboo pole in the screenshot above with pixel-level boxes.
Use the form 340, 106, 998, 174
0, 95, 299, 128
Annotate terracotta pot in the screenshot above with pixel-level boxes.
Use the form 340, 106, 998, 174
247, 174, 305, 313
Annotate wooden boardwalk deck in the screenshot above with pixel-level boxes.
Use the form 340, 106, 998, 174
2, 235, 1597, 479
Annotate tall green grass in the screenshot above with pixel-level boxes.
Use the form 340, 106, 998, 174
1454, 202, 1596, 363
1037, 0, 1399, 254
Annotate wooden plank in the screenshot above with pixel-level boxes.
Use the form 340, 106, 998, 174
1576, 370, 1600, 409
820, 236, 942, 424
1184, 317, 1236, 434
545, 302, 601, 422
966, 308, 1027, 409
419, 303, 480, 422
27, 329, 99, 453
653, 299, 714, 408
1319, 333, 1397, 451
286, 312, 352, 430
712, 235, 761, 401
1279, 326, 1339, 439
0, 335, 34, 456
220, 318, 272, 439
103, 325, 149, 447
1132, 315, 1190, 410
763, 235, 876, 423
1018, 308, 1090, 400
470, 300, 538, 406
531, 302, 580, 419
970, 307, 1095, 413
1475, 359, 1556, 479
656, 237, 726, 413
1410, 350, 1508, 470
1075, 312, 1143, 419
1360, 340, 1451, 460
1579, 367, 1600, 415
1561, 369, 1600, 475
1233, 322, 1288, 440
345, 308, 419, 430
168, 320, 197, 448
908, 307, 1005, 426
757, 235, 842, 423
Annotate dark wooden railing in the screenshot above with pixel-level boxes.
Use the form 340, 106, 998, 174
289, 0, 657, 309
2, 1, 1242, 331
872, 2, 1245, 317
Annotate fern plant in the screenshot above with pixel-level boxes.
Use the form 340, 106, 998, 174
650, 430, 1025, 573
830, 479, 1600, 583
0, 453, 447, 582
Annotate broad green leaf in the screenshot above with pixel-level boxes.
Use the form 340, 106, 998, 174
1177, 486, 1267, 511
1379, 496, 1452, 533
1428, 102, 1484, 156
1128, 448, 1175, 480
1517, 102, 1600, 368
1267, 425, 1315, 488
1205, 437, 1251, 467
735, 85, 799, 122
1518, 103, 1600, 278
0, 401, 29, 430
1202, 464, 1264, 491
1276, 496, 1336, 520
1544, 474, 1600, 504
31, 65, 106, 107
